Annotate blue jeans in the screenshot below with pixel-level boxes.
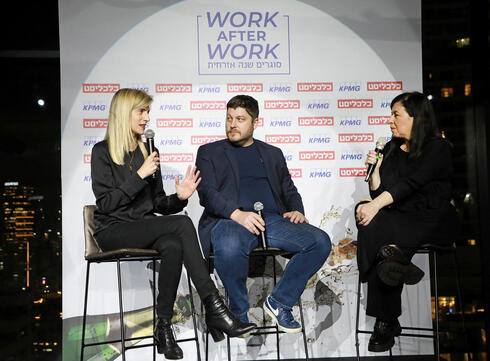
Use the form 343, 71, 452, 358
210, 213, 331, 321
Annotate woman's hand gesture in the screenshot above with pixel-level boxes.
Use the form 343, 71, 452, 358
175, 166, 201, 200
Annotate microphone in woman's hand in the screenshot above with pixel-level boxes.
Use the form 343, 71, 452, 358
144, 129, 156, 178
364, 137, 386, 182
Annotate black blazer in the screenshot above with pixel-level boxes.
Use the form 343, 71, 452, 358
196, 139, 304, 258
91, 140, 187, 235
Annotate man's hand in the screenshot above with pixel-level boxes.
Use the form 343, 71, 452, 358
230, 209, 265, 235
283, 211, 308, 224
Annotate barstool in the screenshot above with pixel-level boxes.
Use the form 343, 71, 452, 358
205, 247, 309, 361
355, 242, 465, 360
80, 205, 201, 361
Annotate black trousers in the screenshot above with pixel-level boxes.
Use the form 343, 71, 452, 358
96, 215, 216, 319
356, 203, 458, 320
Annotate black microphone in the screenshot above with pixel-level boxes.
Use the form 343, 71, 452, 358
144, 129, 156, 179
253, 201, 267, 249
364, 137, 386, 182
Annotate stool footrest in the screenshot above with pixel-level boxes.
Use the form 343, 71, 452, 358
83, 334, 154, 348
357, 329, 436, 339
126, 342, 157, 351
176, 337, 199, 343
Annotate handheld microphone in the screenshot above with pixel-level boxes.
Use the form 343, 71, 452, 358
364, 137, 386, 182
253, 201, 267, 249
144, 129, 156, 179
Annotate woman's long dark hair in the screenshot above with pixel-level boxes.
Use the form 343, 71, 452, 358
390, 91, 441, 159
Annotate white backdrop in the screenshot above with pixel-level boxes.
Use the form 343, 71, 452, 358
60, 0, 430, 359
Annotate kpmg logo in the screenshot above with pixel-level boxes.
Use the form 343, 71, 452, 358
82, 102, 107, 112
157, 118, 193, 128
338, 99, 373, 109
227, 83, 263, 92
191, 135, 226, 145
299, 151, 335, 160
197, 11, 291, 75
83, 154, 91, 164
308, 135, 332, 144
368, 116, 391, 125
306, 99, 330, 110
367, 81, 403, 91
338, 82, 361, 92
83, 136, 103, 146
158, 102, 184, 111
190, 101, 226, 110
340, 152, 363, 161
380, 99, 392, 109
264, 100, 300, 110
161, 172, 184, 181
160, 153, 194, 163
199, 118, 223, 128
267, 82, 291, 93
159, 137, 183, 147
156, 84, 192, 93
339, 168, 367, 177
265, 134, 301, 143
83, 118, 107, 128
82, 83, 120, 93
269, 117, 293, 127
339, 117, 362, 126
83, 175, 92, 182
283, 152, 294, 162
297, 82, 333, 92
198, 84, 221, 93
308, 168, 333, 178
288, 168, 302, 178
339, 133, 374, 143
298, 117, 333, 127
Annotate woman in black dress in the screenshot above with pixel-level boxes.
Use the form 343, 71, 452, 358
355, 91, 460, 352
91, 88, 255, 359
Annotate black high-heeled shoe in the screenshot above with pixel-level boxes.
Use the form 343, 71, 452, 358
154, 318, 183, 359
203, 291, 257, 342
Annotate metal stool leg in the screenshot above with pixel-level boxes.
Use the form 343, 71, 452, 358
298, 298, 309, 360
272, 256, 280, 360
117, 259, 126, 361
152, 259, 156, 361
355, 273, 361, 361
205, 328, 210, 361
80, 261, 91, 361
187, 273, 202, 361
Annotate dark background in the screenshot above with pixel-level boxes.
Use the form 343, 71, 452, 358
0, 1, 488, 360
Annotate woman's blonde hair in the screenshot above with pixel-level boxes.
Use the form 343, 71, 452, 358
105, 88, 152, 165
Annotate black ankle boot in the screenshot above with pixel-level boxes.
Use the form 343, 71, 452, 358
154, 318, 183, 359
368, 318, 402, 352
203, 291, 257, 342
376, 245, 424, 286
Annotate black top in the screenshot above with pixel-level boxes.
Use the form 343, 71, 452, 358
232, 142, 279, 214
90, 140, 187, 236
370, 138, 453, 212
